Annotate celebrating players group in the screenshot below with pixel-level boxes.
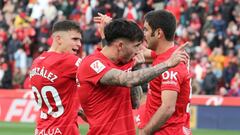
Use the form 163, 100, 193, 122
30, 10, 192, 135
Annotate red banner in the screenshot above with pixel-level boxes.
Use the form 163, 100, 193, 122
191, 95, 240, 106
1, 90, 240, 123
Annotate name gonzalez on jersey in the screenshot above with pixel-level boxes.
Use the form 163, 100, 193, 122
29, 67, 58, 82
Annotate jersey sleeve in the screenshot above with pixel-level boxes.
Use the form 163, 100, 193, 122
77, 56, 112, 85
160, 63, 186, 93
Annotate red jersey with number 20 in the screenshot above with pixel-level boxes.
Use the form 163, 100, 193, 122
142, 46, 192, 135
77, 50, 135, 135
30, 52, 82, 135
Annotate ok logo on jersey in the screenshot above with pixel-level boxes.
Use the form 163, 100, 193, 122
162, 71, 178, 81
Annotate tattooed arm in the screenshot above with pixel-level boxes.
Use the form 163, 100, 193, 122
100, 62, 168, 87
131, 86, 143, 109
99, 42, 189, 87
130, 64, 144, 109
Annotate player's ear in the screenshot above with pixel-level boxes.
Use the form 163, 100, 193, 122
54, 33, 63, 45
156, 28, 163, 39
116, 41, 124, 51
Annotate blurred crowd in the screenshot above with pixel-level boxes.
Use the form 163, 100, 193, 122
0, 0, 239, 96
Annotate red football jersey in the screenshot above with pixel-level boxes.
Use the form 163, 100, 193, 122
77, 50, 136, 135
30, 52, 82, 135
141, 46, 192, 135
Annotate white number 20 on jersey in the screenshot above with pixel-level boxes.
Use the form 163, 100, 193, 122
32, 86, 64, 119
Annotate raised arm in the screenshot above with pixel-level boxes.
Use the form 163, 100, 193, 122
93, 13, 112, 39
100, 43, 189, 87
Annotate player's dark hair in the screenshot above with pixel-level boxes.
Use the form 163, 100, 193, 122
104, 18, 144, 45
52, 20, 82, 33
144, 10, 176, 41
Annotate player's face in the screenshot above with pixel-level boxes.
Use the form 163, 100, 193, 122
118, 40, 142, 64
143, 21, 158, 50
60, 30, 82, 55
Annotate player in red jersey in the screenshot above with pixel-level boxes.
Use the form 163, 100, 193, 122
77, 18, 189, 135
30, 20, 83, 135
139, 10, 192, 135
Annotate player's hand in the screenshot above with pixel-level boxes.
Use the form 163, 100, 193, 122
165, 42, 189, 68
133, 51, 145, 66
141, 44, 153, 63
93, 13, 112, 38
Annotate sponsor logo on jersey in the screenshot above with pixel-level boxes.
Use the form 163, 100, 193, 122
35, 128, 62, 135
90, 60, 106, 73
162, 71, 178, 85
183, 126, 191, 135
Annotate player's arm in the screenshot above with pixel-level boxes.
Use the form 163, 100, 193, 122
99, 44, 189, 87
78, 109, 88, 123
130, 85, 143, 109
94, 13, 112, 47
142, 42, 190, 64
139, 90, 178, 134
130, 64, 143, 109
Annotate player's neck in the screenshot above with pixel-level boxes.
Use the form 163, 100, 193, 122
101, 47, 119, 64
48, 43, 61, 53
155, 40, 174, 55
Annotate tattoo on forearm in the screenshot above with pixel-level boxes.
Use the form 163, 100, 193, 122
130, 86, 142, 109
100, 62, 168, 87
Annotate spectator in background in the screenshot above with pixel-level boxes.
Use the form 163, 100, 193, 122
123, 1, 138, 21
212, 13, 226, 40
0, 57, 12, 89
219, 0, 235, 24
29, 1, 43, 21
43, 1, 57, 24
14, 47, 27, 75
209, 47, 225, 79
223, 60, 238, 89
82, 22, 101, 55
227, 72, 240, 96
12, 67, 25, 88
113, 0, 125, 18
7, 32, 22, 62
202, 63, 218, 95
0, 13, 8, 30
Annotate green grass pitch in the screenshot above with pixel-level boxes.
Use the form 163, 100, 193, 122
0, 122, 240, 135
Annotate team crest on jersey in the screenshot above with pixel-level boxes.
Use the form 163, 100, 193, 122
90, 60, 106, 73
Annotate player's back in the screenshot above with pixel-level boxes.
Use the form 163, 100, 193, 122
30, 52, 81, 135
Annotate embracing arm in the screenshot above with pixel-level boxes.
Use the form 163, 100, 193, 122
100, 62, 168, 87
99, 43, 189, 87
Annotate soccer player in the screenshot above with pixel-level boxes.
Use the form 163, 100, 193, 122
30, 20, 82, 135
139, 10, 192, 135
77, 18, 189, 135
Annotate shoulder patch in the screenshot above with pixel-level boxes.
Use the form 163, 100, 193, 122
90, 60, 106, 73
75, 58, 82, 67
